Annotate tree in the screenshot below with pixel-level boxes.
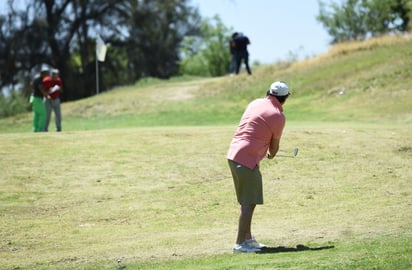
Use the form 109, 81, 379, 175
179, 15, 233, 77
317, 0, 412, 43
109, 0, 201, 80
0, 0, 202, 103
0, 0, 121, 100
0, 1, 49, 95
390, 0, 412, 31
37, 0, 121, 100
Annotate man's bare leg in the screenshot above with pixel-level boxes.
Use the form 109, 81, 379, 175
236, 204, 256, 244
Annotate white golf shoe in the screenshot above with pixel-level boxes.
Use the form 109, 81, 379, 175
232, 241, 261, 253
245, 237, 266, 249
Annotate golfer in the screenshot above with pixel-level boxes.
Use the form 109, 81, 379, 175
43, 69, 63, 132
30, 68, 50, 132
227, 81, 290, 253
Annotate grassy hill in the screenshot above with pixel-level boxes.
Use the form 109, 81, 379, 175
0, 34, 411, 133
0, 35, 411, 270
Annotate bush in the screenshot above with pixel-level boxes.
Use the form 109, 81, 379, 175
179, 54, 211, 77
0, 91, 31, 118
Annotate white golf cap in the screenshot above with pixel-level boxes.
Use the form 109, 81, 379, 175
41, 66, 49, 73
269, 81, 290, 96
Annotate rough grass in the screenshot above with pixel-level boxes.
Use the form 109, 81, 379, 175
1, 34, 411, 133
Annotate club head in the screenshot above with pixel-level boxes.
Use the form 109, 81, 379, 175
293, 148, 299, 157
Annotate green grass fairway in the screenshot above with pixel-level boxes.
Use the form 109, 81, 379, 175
1, 123, 411, 269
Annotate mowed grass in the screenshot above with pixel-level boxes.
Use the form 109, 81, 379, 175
0, 123, 411, 269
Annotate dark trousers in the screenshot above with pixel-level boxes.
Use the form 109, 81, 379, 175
235, 51, 252, 75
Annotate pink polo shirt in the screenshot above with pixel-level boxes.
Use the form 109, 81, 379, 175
227, 96, 285, 169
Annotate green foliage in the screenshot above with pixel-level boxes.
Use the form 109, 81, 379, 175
317, 0, 412, 43
200, 17, 232, 76
0, 91, 30, 118
179, 53, 210, 76
0, 0, 202, 101
120, 0, 202, 79
179, 16, 233, 76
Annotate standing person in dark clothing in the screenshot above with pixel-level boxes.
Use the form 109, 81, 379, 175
234, 33, 252, 75
229, 32, 239, 76
30, 68, 50, 132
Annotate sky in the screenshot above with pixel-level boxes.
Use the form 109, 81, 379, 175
190, 0, 332, 64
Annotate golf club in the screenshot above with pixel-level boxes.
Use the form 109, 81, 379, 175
275, 147, 299, 158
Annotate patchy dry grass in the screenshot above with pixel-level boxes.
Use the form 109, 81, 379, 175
0, 34, 411, 269
0, 123, 411, 269
325, 33, 412, 58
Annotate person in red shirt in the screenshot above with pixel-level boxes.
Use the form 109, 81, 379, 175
43, 69, 63, 132
227, 81, 290, 253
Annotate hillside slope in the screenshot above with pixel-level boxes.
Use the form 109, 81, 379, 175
1, 35, 411, 133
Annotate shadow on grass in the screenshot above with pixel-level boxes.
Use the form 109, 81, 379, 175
256, 244, 335, 254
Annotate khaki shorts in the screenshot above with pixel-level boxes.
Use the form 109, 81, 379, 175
228, 160, 263, 205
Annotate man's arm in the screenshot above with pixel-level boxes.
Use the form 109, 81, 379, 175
40, 83, 51, 99
267, 137, 280, 159
58, 78, 63, 93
